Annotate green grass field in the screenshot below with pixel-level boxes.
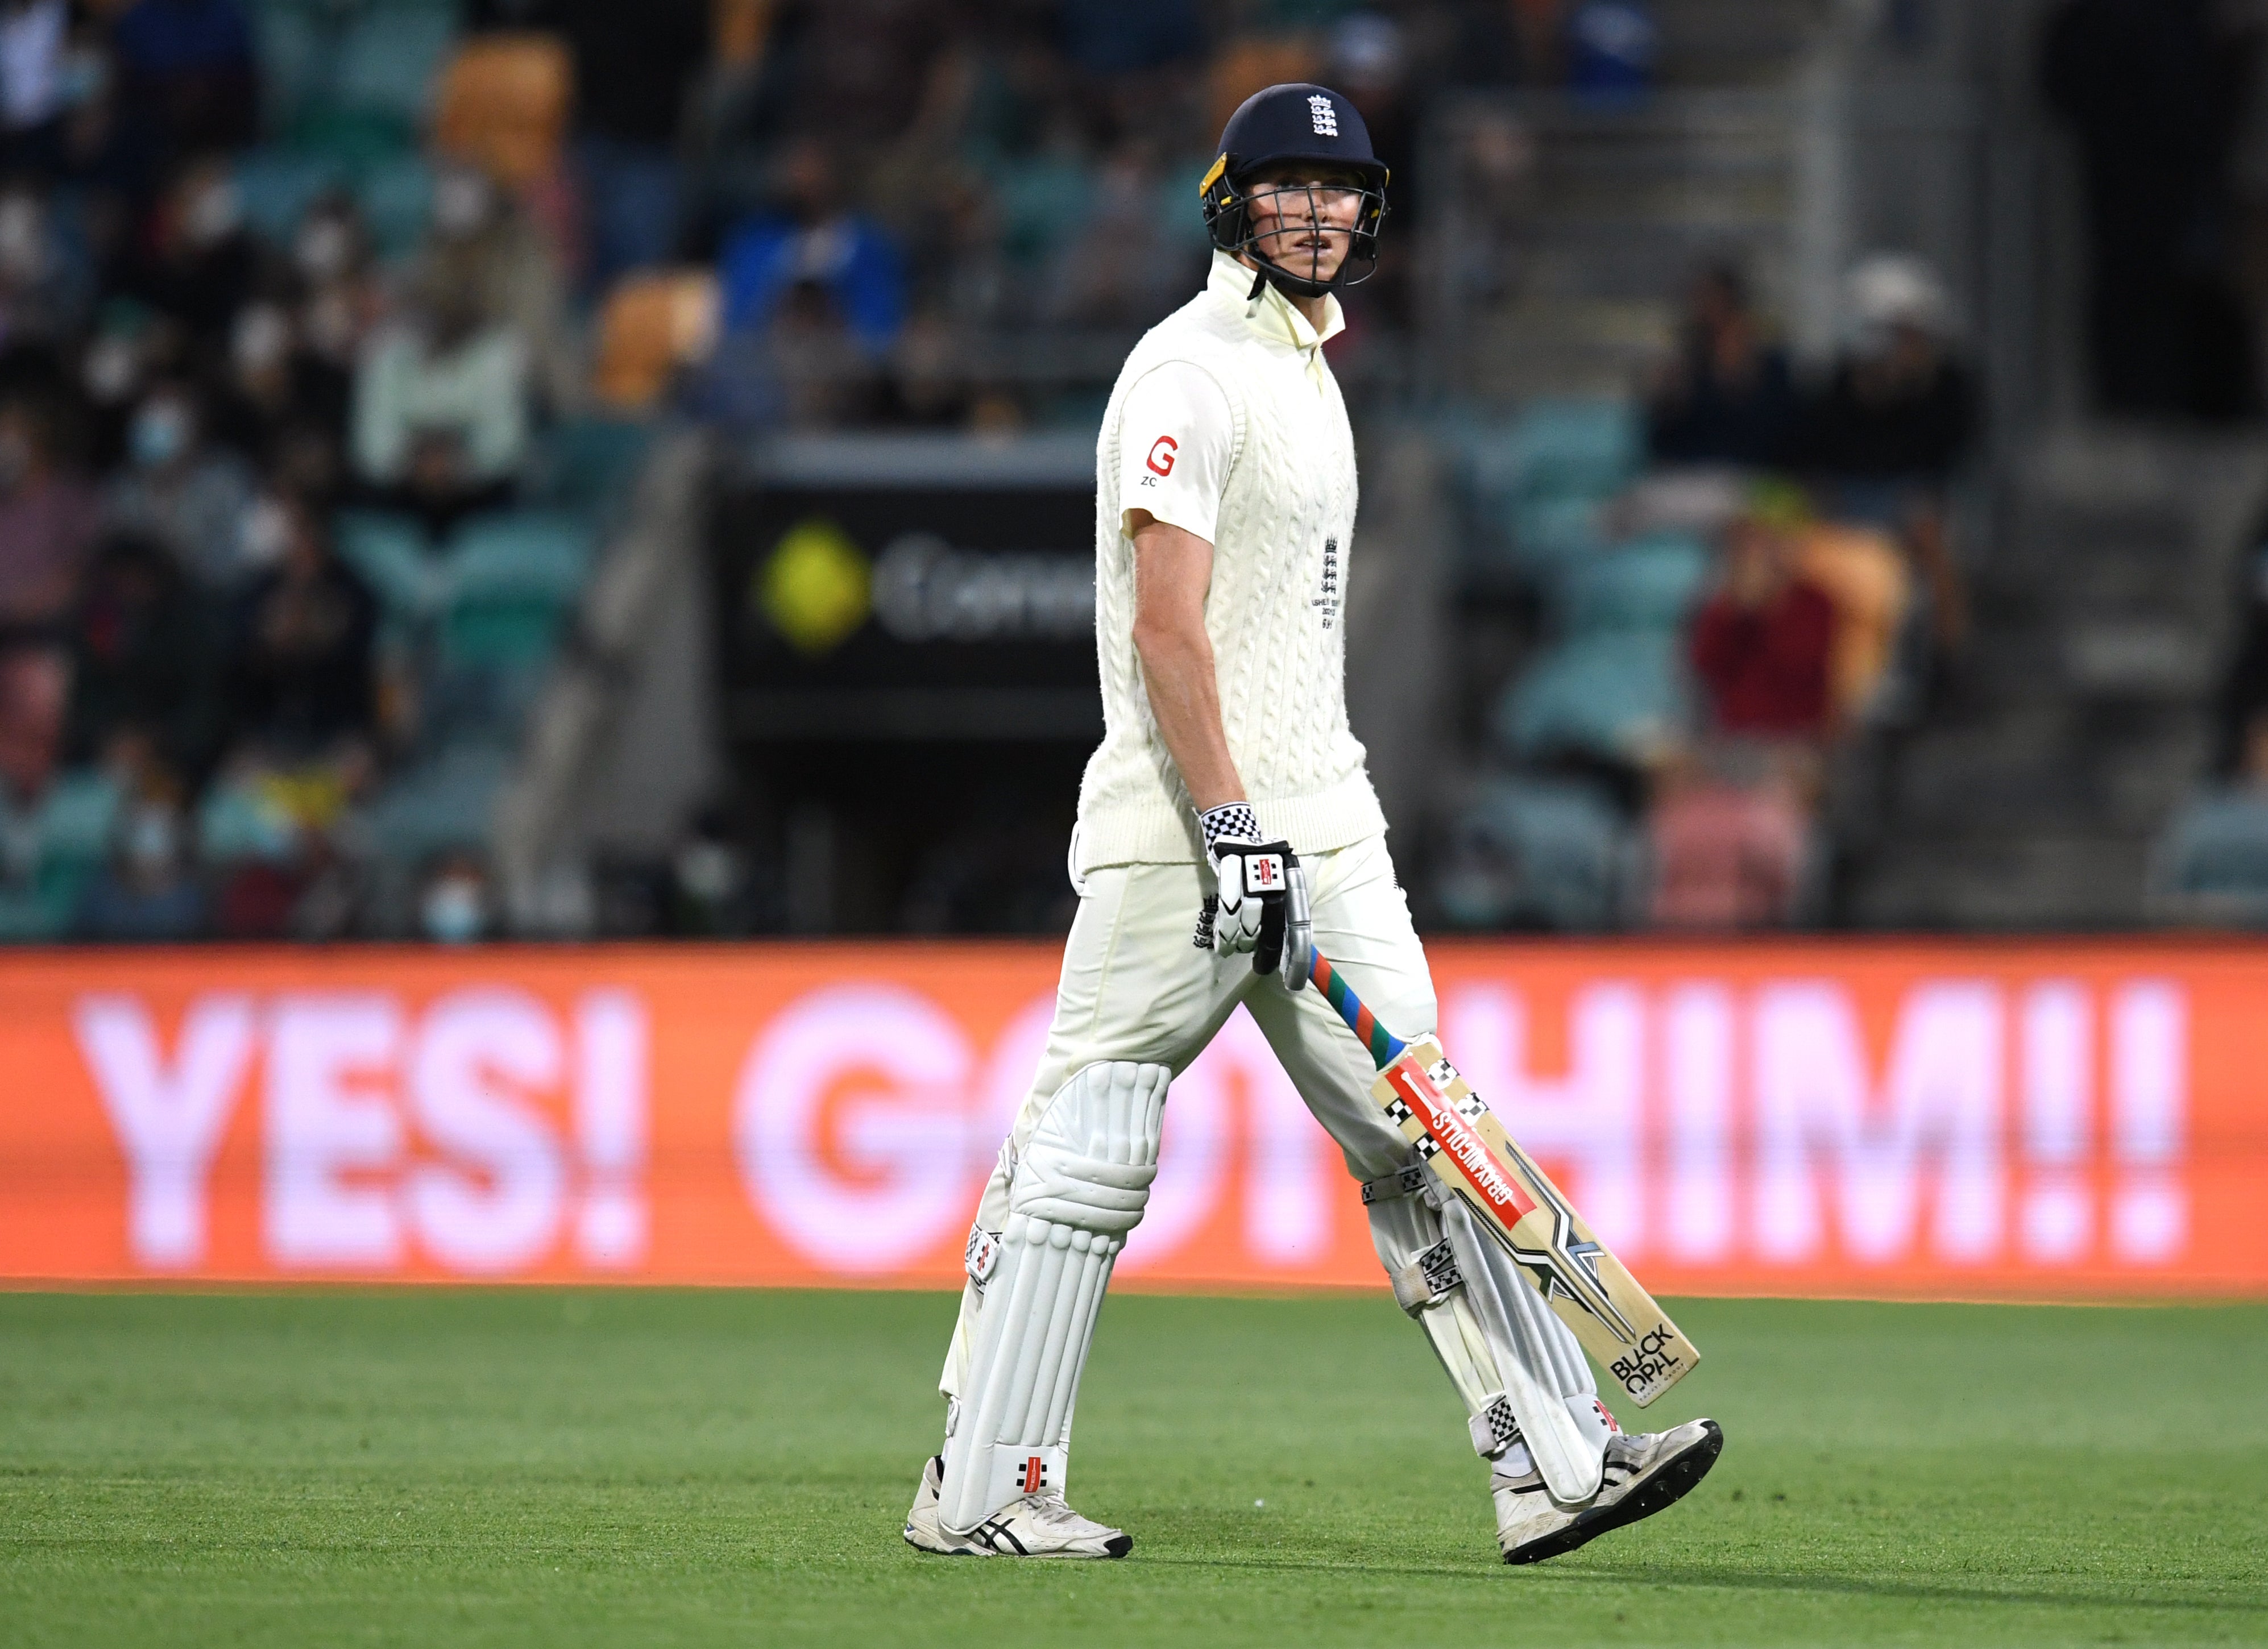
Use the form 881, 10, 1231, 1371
1, 1289, 2263, 1647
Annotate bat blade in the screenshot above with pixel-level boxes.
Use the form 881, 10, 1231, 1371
1373, 1038, 1699, 1407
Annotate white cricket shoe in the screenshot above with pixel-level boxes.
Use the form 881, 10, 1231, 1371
902, 1454, 1133, 1559
1496, 1418, 1723, 1565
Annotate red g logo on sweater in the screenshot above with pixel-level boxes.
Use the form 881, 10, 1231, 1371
1146, 435, 1177, 476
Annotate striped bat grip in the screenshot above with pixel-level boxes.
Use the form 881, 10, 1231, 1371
1307, 949, 1408, 1071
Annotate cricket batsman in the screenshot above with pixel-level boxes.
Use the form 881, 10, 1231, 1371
903, 83, 1722, 1564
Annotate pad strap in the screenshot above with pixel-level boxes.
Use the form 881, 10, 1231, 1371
1388, 1237, 1463, 1312
1470, 1392, 1525, 1458
1360, 1164, 1428, 1206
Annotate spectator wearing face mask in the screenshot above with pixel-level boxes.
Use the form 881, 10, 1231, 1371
415, 848, 492, 943
0, 394, 97, 639
103, 381, 256, 588
719, 138, 905, 354
75, 760, 208, 940
291, 194, 381, 365
206, 301, 350, 466
223, 494, 375, 758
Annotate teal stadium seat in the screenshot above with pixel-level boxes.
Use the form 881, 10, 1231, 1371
334, 511, 445, 622
1494, 630, 1691, 766
0, 769, 121, 940
253, 0, 457, 160
524, 417, 654, 527
1554, 530, 1713, 637
993, 156, 1094, 271
1498, 399, 1643, 502
1506, 493, 1608, 578
1450, 400, 1643, 582
334, 2, 458, 132
197, 778, 301, 865
353, 152, 435, 259
439, 512, 594, 668
233, 149, 346, 243
357, 738, 513, 865
2153, 792, 2268, 924
1440, 776, 1631, 932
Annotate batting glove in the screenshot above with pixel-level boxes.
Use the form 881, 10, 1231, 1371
1200, 803, 1295, 976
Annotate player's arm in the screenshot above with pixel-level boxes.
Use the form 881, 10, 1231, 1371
1116, 364, 1300, 974
1127, 512, 1243, 813
1129, 514, 1295, 971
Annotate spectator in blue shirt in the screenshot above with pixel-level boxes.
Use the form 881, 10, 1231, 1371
719, 138, 904, 353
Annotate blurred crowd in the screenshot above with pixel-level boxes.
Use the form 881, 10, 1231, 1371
0, 0, 1677, 944
1437, 251, 1977, 932
0, 0, 649, 942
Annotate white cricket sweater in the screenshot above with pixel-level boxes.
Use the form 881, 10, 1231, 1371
1073, 250, 1387, 873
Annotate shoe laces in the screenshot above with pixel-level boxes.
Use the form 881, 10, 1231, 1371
1021, 1490, 1105, 1534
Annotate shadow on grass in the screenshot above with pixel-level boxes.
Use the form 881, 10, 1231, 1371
1138, 1552, 2268, 1616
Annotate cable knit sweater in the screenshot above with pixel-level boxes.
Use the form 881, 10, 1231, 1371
1073, 251, 1387, 873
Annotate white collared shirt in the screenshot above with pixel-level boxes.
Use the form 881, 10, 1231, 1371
1077, 250, 1385, 872
1116, 254, 1344, 545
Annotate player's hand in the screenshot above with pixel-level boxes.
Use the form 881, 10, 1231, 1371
1198, 803, 1296, 975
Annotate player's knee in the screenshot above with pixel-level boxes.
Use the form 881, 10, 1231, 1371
1008, 1060, 1172, 1237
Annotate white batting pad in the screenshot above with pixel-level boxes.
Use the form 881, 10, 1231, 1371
1369, 1174, 1607, 1507
938, 1061, 1169, 1535
1438, 1197, 1603, 1505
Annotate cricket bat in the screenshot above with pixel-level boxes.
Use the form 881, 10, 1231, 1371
1309, 950, 1699, 1410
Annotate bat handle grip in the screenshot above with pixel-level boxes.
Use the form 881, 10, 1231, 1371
1308, 949, 1408, 1071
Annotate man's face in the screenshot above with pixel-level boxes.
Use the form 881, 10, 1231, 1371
1242, 165, 1366, 285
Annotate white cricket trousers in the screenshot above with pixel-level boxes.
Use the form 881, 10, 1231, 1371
940, 833, 1435, 1394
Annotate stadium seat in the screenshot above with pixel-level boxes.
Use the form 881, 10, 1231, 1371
1556, 531, 1713, 637
1506, 493, 1608, 578
357, 738, 515, 865
1494, 630, 1690, 766
0, 769, 122, 941
2151, 791, 2268, 925
353, 152, 436, 260
334, 512, 445, 622
197, 777, 301, 866
248, 0, 329, 139
992, 156, 1094, 270
1437, 775, 1632, 931
439, 512, 595, 668
1452, 401, 1645, 585
433, 33, 574, 189
335, 2, 459, 133
233, 148, 346, 245
591, 272, 720, 412
525, 416, 654, 521
39, 769, 123, 866
254, 0, 457, 159
1483, 400, 1643, 509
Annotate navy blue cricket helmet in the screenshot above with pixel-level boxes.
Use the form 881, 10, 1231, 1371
1201, 82, 1391, 298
